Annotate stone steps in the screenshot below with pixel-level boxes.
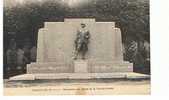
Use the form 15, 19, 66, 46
9, 72, 150, 81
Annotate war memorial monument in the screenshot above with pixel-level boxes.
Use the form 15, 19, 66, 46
10, 18, 149, 80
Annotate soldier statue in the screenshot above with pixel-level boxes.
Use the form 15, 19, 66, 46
74, 23, 90, 60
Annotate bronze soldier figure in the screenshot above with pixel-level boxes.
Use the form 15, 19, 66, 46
74, 23, 90, 60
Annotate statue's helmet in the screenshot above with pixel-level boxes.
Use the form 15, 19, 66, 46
80, 23, 86, 28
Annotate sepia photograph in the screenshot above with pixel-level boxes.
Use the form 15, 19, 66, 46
3, 0, 150, 95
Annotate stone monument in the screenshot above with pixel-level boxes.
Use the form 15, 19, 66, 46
10, 18, 149, 80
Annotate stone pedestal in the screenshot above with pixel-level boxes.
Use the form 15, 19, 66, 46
74, 60, 88, 73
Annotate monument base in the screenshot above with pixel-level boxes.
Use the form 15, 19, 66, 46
9, 72, 150, 81
27, 61, 133, 74
74, 60, 88, 73
9, 60, 137, 81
